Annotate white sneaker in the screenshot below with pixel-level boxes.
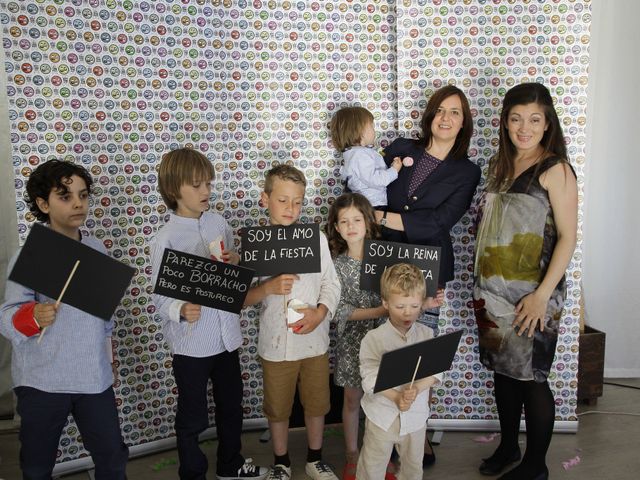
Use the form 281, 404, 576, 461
217, 458, 269, 480
305, 460, 338, 480
266, 464, 291, 480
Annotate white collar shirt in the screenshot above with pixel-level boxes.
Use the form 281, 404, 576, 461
256, 232, 341, 361
360, 320, 443, 436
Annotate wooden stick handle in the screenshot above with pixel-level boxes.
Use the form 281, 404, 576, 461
409, 355, 422, 389
38, 260, 80, 344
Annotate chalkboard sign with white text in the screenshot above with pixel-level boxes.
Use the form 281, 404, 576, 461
360, 239, 441, 296
240, 223, 321, 276
153, 248, 254, 314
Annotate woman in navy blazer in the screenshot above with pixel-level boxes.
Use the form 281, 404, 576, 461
376, 85, 481, 470
377, 85, 481, 286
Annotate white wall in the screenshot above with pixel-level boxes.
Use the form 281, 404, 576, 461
582, 0, 640, 377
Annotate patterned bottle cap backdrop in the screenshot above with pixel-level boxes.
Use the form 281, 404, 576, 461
2, 0, 588, 462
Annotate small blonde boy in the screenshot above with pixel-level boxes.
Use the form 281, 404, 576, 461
357, 263, 443, 480
244, 164, 341, 480
330, 106, 403, 208
150, 148, 267, 480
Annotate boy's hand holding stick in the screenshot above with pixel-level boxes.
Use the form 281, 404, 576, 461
37, 260, 80, 344
400, 355, 423, 411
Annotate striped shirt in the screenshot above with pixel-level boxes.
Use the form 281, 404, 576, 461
150, 212, 242, 357
0, 232, 114, 394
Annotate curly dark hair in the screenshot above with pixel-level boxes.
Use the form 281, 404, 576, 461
25, 159, 94, 223
326, 192, 380, 257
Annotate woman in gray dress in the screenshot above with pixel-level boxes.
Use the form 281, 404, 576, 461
474, 83, 578, 480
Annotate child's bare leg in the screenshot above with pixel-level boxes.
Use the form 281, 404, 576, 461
343, 386, 364, 455
305, 414, 325, 449
269, 420, 290, 456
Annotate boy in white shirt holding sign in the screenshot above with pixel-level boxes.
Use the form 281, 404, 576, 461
244, 165, 341, 480
357, 263, 443, 480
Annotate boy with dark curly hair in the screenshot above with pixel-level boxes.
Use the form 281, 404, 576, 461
0, 159, 129, 479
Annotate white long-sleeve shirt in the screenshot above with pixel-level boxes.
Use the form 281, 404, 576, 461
340, 146, 398, 207
150, 212, 242, 357
360, 320, 443, 436
256, 231, 341, 362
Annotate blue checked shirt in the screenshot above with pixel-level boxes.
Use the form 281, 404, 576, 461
0, 233, 114, 394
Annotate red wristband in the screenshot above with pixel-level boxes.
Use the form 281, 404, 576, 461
12, 302, 41, 337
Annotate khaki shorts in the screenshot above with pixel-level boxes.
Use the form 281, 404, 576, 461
261, 353, 330, 422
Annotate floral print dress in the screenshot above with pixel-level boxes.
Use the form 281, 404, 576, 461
333, 254, 384, 388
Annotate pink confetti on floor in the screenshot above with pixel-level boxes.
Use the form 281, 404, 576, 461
562, 454, 581, 470
473, 432, 500, 443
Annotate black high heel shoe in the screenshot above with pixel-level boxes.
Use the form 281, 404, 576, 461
498, 464, 548, 480
422, 436, 436, 468
478, 448, 521, 476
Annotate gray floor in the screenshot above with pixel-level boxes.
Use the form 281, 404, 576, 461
0, 379, 639, 479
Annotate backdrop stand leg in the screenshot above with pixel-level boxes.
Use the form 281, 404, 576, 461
430, 430, 443, 445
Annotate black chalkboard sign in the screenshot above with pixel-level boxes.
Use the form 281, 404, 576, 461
9, 223, 135, 321
240, 223, 321, 276
153, 248, 255, 314
373, 330, 463, 393
360, 239, 440, 296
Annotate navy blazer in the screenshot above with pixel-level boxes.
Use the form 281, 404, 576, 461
382, 137, 481, 285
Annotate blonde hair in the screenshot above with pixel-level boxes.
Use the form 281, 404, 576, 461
264, 164, 306, 194
380, 263, 426, 301
158, 148, 214, 211
330, 106, 374, 151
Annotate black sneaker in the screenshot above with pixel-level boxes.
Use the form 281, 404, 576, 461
217, 458, 269, 480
